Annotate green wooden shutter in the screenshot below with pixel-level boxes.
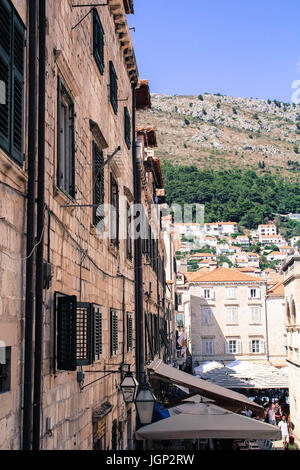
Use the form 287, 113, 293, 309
124, 107, 131, 149
57, 296, 77, 371
93, 305, 102, 361
109, 61, 118, 114
93, 8, 104, 75
0, 0, 12, 155
127, 313, 133, 352
92, 141, 104, 227
11, 14, 25, 164
110, 309, 118, 356
76, 302, 93, 366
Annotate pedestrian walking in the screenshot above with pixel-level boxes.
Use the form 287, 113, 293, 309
267, 403, 276, 426
278, 415, 289, 450
274, 399, 282, 424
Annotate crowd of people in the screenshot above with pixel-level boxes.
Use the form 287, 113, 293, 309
264, 400, 297, 450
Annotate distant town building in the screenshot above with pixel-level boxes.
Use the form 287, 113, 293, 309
258, 224, 277, 237
288, 213, 300, 222
204, 222, 238, 235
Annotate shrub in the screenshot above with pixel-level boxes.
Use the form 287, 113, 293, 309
198, 95, 204, 101
184, 118, 190, 126
232, 107, 237, 115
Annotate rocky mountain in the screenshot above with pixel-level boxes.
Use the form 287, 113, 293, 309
137, 93, 300, 178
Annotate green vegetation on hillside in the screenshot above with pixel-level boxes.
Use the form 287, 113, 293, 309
162, 161, 300, 230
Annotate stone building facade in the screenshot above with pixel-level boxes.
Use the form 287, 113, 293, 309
0, 0, 161, 451
187, 268, 270, 365
283, 255, 300, 444
135, 128, 171, 367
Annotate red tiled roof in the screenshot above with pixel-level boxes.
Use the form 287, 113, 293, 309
189, 267, 266, 283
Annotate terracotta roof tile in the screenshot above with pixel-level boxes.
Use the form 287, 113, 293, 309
189, 267, 266, 283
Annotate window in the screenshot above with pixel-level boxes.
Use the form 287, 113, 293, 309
126, 202, 132, 261
111, 419, 118, 450
202, 288, 214, 300
227, 287, 236, 299
0, 0, 25, 165
109, 61, 118, 114
127, 313, 133, 352
94, 305, 103, 362
249, 288, 260, 299
110, 309, 118, 356
250, 339, 264, 354
177, 294, 183, 306
110, 174, 119, 247
227, 307, 238, 325
124, 107, 131, 149
0, 346, 11, 393
203, 339, 214, 355
250, 306, 261, 324
55, 294, 103, 371
57, 78, 75, 198
177, 313, 183, 327
202, 308, 212, 325
229, 340, 237, 354
92, 141, 104, 229
93, 8, 104, 75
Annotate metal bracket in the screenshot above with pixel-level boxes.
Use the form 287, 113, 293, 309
72, 4, 108, 31
61, 146, 121, 208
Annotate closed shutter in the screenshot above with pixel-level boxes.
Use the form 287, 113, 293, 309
200, 288, 205, 299
111, 420, 118, 450
124, 107, 131, 149
0, 0, 11, 154
76, 303, 93, 366
93, 8, 104, 75
225, 339, 229, 354
57, 296, 77, 371
127, 313, 133, 352
11, 16, 25, 164
0, 0, 25, 165
93, 141, 105, 228
210, 289, 215, 300
93, 305, 102, 361
110, 309, 118, 356
109, 61, 118, 114
237, 340, 242, 354
249, 340, 253, 354
260, 340, 265, 354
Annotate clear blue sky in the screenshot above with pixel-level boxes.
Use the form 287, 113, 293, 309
128, 0, 300, 102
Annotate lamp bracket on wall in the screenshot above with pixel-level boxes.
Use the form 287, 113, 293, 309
71, 4, 108, 30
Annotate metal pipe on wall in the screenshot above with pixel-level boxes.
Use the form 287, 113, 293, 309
32, 0, 46, 450
23, 0, 38, 450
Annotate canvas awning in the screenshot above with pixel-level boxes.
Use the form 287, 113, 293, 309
136, 402, 281, 441
148, 360, 264, 417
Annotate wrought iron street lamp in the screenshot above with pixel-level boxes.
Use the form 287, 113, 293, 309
120, 368, 139, 404
135, 382, 156, 425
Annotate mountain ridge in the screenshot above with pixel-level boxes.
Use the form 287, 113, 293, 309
137, 93, 300, 179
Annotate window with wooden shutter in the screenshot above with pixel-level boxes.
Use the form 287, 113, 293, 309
57, 295, 77, 371
124, 107, 131, 149
57, 79, 75, 198
93, 8, 104, 75
110, 309, 118, 356
76, 303, 93, 366
0, 0, 25, 165
93, 305, 103, 361
0, 346, 11, 393
111, 420, 118, 450
126, 202, 132, 261
109, 61, 118, 114
110, 174, 119, 247
92, 141, 105, 229
127, 313, 133, 352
